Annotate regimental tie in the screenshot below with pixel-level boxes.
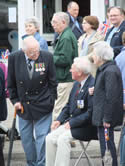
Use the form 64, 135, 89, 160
27, 59, 32, 71
75, 83, 81, 96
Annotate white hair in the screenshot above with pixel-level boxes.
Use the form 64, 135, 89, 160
93, 41, 114, 61
22, 36, 40, 51
73, 56, 92, 75
53, 12, 70, 25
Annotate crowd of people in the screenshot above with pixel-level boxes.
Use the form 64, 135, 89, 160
0, 1, 125, 166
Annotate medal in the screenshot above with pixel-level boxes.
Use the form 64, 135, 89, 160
35, 63, 38, 72
35, 62, 45, 72
38, 63, 41, 71
42, 63, 45, 71
39, 63, 42, 71
77, 100, 84, 109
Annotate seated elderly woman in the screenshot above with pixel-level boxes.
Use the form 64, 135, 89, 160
89, 41, 124, 166
78, 15, 104, 57
45, 56, 97, 166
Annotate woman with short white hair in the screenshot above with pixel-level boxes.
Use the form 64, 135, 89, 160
90, 41, 123, 166
92, 41, 114, 63
22, 16, 48, 51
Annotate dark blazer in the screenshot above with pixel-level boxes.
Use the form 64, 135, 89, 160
105, 21, 125, 58
68, 13, 84, 40
8, 50, 57, 120
0, 67, 7, 121
92, 61, 123, 127
57, 75, 97, 141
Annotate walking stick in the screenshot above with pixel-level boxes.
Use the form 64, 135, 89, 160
102, 128, 112, 166
7, 106, 24, 166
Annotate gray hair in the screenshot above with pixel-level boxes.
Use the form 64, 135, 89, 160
73, 56, 92, 75
93, 41, 114, 61
53, 12, 70, 25
67, 1, 79, 9
25, 16, 40, 32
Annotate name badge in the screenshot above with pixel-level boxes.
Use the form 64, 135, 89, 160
77, 100, 84, 109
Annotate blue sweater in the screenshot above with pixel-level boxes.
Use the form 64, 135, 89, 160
34, 32, 48, 51
115, 47, 125, 104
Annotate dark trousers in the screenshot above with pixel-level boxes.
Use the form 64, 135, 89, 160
98, 127, 118, 166
0, 136, 5, 166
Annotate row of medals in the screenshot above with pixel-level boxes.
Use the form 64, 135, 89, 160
35, 63, 45, 72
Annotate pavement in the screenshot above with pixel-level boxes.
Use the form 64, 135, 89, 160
1, 99, 121, 166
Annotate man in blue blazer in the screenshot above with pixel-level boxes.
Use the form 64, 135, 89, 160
7, 36, 57, 166
46, 56, 97, 166
105, 6, 125, 58
67, 1, 83, 40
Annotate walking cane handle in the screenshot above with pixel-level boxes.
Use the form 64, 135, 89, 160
14, 105, 24, 118
14, 109, 17, 119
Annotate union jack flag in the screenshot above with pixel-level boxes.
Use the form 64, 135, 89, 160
98, 20, 111, 35
1, 49, 9, 59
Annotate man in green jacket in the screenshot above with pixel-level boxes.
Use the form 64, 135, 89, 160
51, 12, 78, 120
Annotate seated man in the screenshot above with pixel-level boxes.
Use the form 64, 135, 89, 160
46, 56, 97, 166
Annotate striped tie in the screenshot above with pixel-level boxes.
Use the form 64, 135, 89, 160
27, 59, 32, 70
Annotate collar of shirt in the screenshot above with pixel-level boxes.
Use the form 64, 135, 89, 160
57, 32, 62, 39
70, 15, 76, 23
70, 15, 81, 32
106, 27, 118, 45
80, 75, 90, 90
25, 54, 34, 65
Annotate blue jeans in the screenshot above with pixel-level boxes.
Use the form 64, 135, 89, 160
98, 127, 118, 166
19, 113, 52, 166
120, 126, 125, 166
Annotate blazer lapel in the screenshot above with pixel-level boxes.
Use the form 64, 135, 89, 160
105, 27, 114, 41
19, 52, 31, 81
71, 76, 92, 113
71, 82, 81, 113
78, 76, 91, 99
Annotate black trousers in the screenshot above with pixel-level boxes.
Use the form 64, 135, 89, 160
98, 127, 118, 166
0, 136, 5, 166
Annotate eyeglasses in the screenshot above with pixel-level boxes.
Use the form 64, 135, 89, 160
109, 14, 120, 18
51, 20, 59, 25
28, 50, 39, 56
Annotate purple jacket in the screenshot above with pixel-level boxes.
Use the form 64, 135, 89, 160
0, 62, 9, 97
